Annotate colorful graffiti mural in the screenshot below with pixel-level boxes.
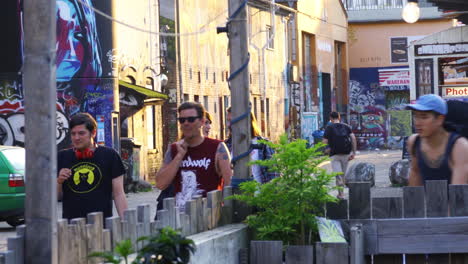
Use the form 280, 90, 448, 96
350, 67, 411, 150
0, 0, 116, 149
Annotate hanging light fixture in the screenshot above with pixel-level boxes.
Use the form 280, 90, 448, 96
402, 0, 420, 23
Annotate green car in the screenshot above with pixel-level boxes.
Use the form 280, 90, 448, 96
0, 146, 25, 227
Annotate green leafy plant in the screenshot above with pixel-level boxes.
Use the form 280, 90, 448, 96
88, 239, 134, 264
133, 227, 196, 264
89, 227, 195, 264
230, 134, 340, 245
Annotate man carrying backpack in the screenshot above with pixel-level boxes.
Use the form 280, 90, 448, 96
323, 111, 357, 199
405, 94, 468, 186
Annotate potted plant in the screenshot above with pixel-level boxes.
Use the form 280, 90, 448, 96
89, 227, 196, 264
230, 134, 339, 245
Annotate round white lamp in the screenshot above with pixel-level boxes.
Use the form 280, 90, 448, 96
402, 0, 420, 23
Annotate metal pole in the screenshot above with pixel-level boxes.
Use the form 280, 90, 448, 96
350, 223, 364, 264
23, 0, 58, 262
228, 0, 251, 181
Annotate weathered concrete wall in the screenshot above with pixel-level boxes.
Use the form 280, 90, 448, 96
124, 223, 248, 264
188, 223, 248, 264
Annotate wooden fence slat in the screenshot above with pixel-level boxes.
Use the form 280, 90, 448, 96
372, 197, 403, 219
68, 224, 79, 264
376, 217, 468, 254
316, 242, 349, 264
202, 197, 211, 230
7, 236, 23, 264
105, 216, 122, 250
425, 181, 450, 263
449, 185, 468, 264
87, 213, 104, 264
373, 197, 404, 263
163, 198, 176, 229
0, 253, 4, 264
350, 223, 365, 264
57, 219, 69, 264
124, 209, 138, 246
207, 190, 222, 229
184, 200, 197, 235
348, 182, 371, 219
194, 195, 204, 233
156, 210, 170, 229
179, 212, 190, 236
70, 218, 87, 264
250, 241, 283, 264
403, 186, 425, 218
103, 229, 112, 252
136, 223, 144, 250
137, 204, 151, 237
449, 185, 468, 217
426, 180, 448, 218
121, 220, 130, 241
221, 186, 233, 225
326, 199, 348, 220
285, 245, 313, 264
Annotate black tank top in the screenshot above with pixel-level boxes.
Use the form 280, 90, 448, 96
415, 133, 460, 184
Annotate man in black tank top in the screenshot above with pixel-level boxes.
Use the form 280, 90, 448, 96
405, 94, 468, 186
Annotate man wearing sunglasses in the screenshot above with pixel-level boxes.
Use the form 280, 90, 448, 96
155, 102, 232, 210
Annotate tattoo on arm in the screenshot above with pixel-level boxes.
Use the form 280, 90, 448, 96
217, 143, 228, 154
222, 154, 229, 160
163, 148, 173, 164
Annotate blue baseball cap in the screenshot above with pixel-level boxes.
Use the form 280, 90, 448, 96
405, 94, 447, 115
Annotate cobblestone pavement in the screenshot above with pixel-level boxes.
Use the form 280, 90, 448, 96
0, 149, 402, 251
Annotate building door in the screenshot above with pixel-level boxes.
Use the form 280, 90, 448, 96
321, 73, 332, 125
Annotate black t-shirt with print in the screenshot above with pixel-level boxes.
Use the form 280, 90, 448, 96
57, 146, 125, 219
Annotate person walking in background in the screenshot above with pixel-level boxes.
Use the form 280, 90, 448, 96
155, 102, 232, 211
225, 107, 233, 152
57, 113, 128, 219
249, 112, 279, 184
406, 94, 468, 186
323, 111, 357, 199
203, 111, 214, 137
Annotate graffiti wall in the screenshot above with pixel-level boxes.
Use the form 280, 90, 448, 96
0, 0, 116, 149
349, 67, 411, 150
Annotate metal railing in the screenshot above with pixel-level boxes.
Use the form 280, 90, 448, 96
342, 0, 434, 11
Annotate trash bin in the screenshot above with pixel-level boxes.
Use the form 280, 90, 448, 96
120, 138, 141, 192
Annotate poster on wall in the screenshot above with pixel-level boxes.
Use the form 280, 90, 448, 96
390, 37, 408, 63
378, 68, 410, 91
301, 112, 318, 144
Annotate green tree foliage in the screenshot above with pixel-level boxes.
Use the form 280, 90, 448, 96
230, 134, 340, 245
89, 227, 195, 264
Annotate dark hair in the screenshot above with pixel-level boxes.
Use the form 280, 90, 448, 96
178, 102, 205, 118
69, 113, 97, 132
330, 111, 340, 119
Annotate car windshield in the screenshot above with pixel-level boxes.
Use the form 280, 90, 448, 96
2, 148, 25, 171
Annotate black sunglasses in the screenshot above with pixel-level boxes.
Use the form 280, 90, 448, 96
178, 116, 201, 124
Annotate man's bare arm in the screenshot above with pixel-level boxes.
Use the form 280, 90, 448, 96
450, 137, 468, 185
155, 146, 184, 190
349, 133, 357, 160
407, 134, 423, 186
216, 142, 233, 186
112, 175, 128, 218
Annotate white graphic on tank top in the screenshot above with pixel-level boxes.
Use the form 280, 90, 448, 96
176, 170, 204, 210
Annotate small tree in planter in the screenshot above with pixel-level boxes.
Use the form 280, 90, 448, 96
230, 134, 339, 245
89, 227, 196, 264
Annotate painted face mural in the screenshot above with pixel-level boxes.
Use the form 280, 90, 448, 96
56, 0, 102, 81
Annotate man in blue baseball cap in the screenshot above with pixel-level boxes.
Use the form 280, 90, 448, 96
405, 94, 468, 186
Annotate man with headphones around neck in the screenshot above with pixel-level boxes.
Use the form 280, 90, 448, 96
57, 113, 128, 220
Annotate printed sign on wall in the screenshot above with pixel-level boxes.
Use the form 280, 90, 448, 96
390, 37, 408, 64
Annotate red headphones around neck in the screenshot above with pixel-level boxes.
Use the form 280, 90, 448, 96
75, 144, 97, 160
